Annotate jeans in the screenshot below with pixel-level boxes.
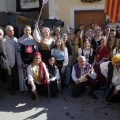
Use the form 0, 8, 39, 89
64, 65, 71, 85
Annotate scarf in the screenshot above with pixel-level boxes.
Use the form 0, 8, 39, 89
33, 52, 47, 84
39, 61, 46, 84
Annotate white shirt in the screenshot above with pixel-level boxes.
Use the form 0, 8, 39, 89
100, 61, 120, 91
47, 66, 60, 81
113, 48, 120, 56
71, 65, 97, 82
33, 29, 55, 44
78, 48, 93, 62
27, 63, 49, 84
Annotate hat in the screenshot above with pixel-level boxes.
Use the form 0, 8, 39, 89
42, 27, 50, 33
54, 27, 60, 32
33, 52, 42, 58
116, 25, 120, 30
62, 33, 67, 37
112, 54, 120, 65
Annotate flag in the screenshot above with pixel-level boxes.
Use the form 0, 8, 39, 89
43, 0, 48, 4
16, 0, 43, 12
104, 0, 120, 22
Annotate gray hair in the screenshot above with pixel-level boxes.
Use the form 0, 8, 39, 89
77, 56, 86, 62
5, 25, 14, 32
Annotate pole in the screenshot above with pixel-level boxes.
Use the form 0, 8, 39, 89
37, 1, 45, 22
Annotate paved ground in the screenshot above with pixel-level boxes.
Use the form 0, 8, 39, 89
0, 84, 120, 120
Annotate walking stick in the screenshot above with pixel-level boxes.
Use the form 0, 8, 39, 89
47, 83, 50, 103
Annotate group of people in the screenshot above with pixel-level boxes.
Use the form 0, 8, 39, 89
0, 21, 120, 103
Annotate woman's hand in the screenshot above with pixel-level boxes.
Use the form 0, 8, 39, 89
35, 21, 38, 29
47, 79, 50, 84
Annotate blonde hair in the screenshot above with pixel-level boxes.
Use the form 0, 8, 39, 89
112, 54, 120, 65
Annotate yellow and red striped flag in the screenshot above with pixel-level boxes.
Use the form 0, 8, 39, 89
104, 0, 120, 22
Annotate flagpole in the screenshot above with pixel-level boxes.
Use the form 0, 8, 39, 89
37, 0, 45, 22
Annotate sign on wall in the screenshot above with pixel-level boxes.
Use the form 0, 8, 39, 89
16, 0, 42, 12
17, 16, 32, 26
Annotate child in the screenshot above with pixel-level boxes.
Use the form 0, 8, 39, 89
47, 55, 61, 97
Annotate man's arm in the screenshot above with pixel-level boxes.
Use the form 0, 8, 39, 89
100, 61, 110, 78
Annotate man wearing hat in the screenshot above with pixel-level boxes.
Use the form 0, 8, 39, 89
100, 54, 120, 103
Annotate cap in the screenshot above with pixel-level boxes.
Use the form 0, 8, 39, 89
116, 25, 120, 30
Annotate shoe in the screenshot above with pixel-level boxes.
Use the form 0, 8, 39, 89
89, 92, 98, 99
9, 89, 16, 95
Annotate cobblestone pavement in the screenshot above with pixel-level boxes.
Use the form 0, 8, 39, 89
0, 85, 120, 120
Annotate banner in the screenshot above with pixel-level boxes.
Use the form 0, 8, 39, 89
16, 0, 42, 12
104, 0, 120, 22
17, 16, 32, 26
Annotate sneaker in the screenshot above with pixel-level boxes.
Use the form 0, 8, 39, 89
89, 92, 98, 99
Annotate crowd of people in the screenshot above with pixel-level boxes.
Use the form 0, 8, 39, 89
0, 21, 120, 103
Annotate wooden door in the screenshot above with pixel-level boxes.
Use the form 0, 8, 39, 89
75, 10, 106, 29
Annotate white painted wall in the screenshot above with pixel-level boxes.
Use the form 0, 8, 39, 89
48, 0, 105, 28
0, 0, 17, 12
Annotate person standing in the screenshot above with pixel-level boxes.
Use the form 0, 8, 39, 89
17, 25, 39, 92
107, 29, 116, 60
1, 25, 18, 95
33, 22, 55, 64
0, 28, 5, 99
73, 28, 82, 63
51, 39, 68, 90
94, 37, 109, 87
61, 33, 72, 87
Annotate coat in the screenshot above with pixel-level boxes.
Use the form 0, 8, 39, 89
1, 35, 17, 68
